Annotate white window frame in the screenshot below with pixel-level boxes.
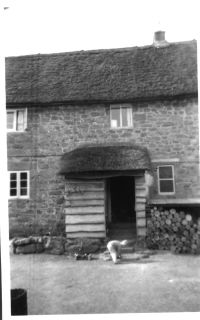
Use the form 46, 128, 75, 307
7, 109, 27, 132
157, 165, 175, 195
8, 171, 30, 199
110, 104, 133, 129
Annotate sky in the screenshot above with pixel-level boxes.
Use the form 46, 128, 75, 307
2, 0, 200, 56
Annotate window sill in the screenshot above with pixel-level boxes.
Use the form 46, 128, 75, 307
109, 127, 133, 131
150, 198, 200, 205
7, 130, 28, 133
8, 197, 30, 200
158, 193, 175, 196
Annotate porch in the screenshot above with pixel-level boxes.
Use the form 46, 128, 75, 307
60, 143, 151, 240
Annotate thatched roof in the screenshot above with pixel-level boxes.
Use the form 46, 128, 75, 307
6, 40, 197, 104
59, 143, 151, 178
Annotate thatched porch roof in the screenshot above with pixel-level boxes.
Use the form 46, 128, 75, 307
59, 143, 151, 179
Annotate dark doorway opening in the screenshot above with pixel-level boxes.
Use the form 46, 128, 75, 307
109, 176, 135, 223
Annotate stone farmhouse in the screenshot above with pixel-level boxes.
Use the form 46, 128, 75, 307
6, 31, 199, 243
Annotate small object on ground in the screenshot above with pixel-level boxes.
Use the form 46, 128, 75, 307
103, 256, 111, 261
141, 254, 150, 259
107, 240, 129, 264
74, 253, 92, 260
99, 251, 112, 261
11, 289, 28, 315
43, 236, 52, 249
74, 253, 81, 260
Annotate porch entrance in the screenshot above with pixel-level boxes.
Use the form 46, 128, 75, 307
110, 176, 135, 223
107, 176, 136, 239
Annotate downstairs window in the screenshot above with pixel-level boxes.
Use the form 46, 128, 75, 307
8, 171, 29, 199
157, 165, 175, 194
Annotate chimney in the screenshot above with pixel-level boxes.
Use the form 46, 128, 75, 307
153, 31, 168, 47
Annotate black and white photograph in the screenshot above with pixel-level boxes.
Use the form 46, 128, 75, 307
1, 0, 200, 318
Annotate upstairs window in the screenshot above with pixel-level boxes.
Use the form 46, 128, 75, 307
157, 165, 175, 194
110, 104, 133, 128
7, 109, 27, 132
8, 171, 29, 199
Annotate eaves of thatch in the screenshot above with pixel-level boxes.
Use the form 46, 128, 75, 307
5, 40, 197, 105
59, 143, 151, 179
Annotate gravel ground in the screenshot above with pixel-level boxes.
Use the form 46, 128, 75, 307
10, 251, 200, 315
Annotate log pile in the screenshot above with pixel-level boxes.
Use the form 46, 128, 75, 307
146, 207, 200, 254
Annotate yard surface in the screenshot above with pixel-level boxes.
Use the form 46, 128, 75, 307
10, 251, 200, 315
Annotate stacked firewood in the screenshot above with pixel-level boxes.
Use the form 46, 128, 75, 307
146, 207, 200, 254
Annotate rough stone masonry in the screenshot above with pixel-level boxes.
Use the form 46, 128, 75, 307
7, 97, 200, 237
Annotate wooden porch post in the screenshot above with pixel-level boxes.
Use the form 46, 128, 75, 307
135, 175, 147, 237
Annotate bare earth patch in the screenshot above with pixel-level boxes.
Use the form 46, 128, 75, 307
10, 251, 200, 315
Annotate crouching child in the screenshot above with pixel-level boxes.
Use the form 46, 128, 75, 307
107, 240, 128, 264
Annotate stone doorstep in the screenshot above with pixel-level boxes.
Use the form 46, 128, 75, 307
121, 247, 135, 253
108, 235, 136, 240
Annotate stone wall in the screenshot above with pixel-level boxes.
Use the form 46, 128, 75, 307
7, 97, 199, 237
8, 156, 66, 237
